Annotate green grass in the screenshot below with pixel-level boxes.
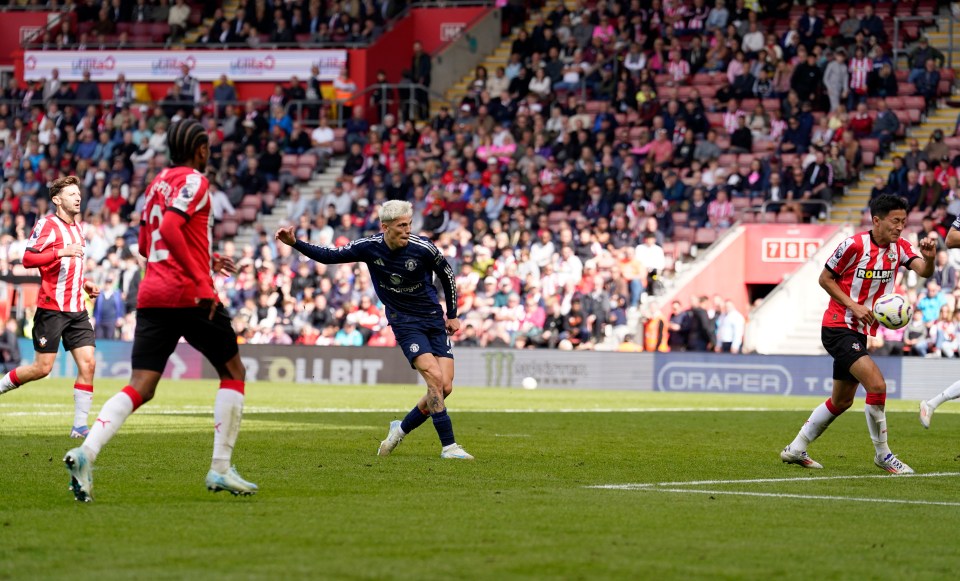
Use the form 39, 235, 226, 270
2, 380, 960, 580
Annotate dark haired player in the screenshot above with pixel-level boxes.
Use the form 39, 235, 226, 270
781, 194, 935, 474
65, 120, 256, 501
0, 175, 100, 438
276, 200, 473, 460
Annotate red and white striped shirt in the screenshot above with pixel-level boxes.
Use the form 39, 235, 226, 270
822, 232, 919, 335
24, 215, 87, 312
769, 118, 787, 141
668, 59, 690, 83
849, 57, 872, 93
723, 109, 744, 135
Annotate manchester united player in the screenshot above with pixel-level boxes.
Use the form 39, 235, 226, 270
64, 120, 256, 501
0, 175, 100, 438
781, 194, 935, 474
920, 212, 960, 427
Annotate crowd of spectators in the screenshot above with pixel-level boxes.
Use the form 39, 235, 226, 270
0, 0, 953, 354
20, 0, 415, 49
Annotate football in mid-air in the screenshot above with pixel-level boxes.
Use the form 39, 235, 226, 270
521, 377, 538, 390
873, 293, 913, 330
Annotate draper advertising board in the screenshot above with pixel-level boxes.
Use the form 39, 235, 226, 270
22, 49, 348, 82
653, 352, 902, 398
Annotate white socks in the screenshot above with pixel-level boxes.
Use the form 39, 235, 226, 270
864, 393, 891, 458
927, 379, 960, 410
865, 404, 891, 458
73, 384, 94, 428
790, 399, 841, 452
211, 381, 245, 474
0, 369, 22, 394
82, 386, 142, 462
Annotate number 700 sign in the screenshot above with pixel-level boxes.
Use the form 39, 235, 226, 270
762, 238, 823, 262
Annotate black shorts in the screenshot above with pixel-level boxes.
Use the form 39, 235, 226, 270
388, 310, 453, 369
33, 308, 95, 353
822, 327, 869, 382
131, 306, 239, 373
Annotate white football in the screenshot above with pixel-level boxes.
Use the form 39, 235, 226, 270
872, 293, 913, 330
521, 377, 538, 390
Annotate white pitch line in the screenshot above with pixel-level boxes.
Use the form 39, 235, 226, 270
633, 488, 960, 507
0, 407, 836, 416
588, 471, 960, 489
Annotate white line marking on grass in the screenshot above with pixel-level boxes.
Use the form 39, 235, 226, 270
590, 471, 960, 489
493, 433, 532, 438
636, 488, 960, 507
3, 406, 950, 417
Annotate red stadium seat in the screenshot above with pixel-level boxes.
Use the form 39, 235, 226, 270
694, 228, 718, 246
295, 166, 313, 182
298, 153, 318, 170
240, 206, 258, 223
221, 219, 239, 238
776, 212, 799, 224
673, 226, 695, 243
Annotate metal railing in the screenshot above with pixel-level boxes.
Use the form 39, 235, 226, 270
759, 199, 832, 222
281, 83, 454, 128
893, 13, 955, 70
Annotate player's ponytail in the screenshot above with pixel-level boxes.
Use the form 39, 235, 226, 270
168, 119, 209, 165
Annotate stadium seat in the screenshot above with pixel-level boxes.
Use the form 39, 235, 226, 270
295, 166, 313, 182
776, 212, 799, 224
298, 154, 318, 170
240, 206, 259, 223
221, 219, 240, 238
694, 228, 718, 246
673, 226, 695, 243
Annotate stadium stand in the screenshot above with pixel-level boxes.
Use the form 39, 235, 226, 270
1, 0, 959, 354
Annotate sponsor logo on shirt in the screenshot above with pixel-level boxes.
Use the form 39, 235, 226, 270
855, 268, 894, 281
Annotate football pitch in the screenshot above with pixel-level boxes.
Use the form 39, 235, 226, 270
2, 381, 959, 580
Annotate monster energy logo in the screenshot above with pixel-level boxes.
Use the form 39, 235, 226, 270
483, 351, 515, 387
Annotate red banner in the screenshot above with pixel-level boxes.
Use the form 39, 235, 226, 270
0, 12, 58, 67
745, 224, 840, 284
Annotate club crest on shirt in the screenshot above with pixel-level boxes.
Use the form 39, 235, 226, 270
852, 342, 862, 352
405, 259, 418, 271
887, 249, 896, 261
409, 343, 420, 353
389, 274, 402, 285
38, 336, 47, 347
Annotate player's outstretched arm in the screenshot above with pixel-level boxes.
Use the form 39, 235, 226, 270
909, 237, 937, 278
275, 226, 365, 265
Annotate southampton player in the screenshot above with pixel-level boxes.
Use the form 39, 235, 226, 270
781, 194, 935, 474
920, 214, 960, 427
64, 120, 256, 501
0, 175, 100, 438
276, 200, 473, 460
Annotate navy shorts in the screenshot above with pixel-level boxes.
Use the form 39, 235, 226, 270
388, 310, 453, 368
